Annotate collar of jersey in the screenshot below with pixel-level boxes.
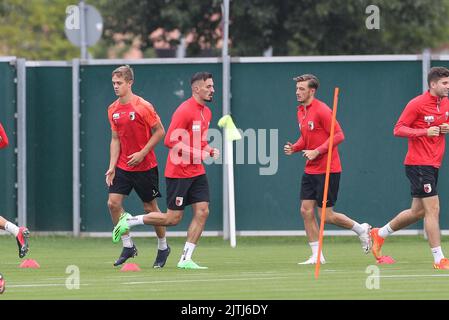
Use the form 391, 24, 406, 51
189, 96, 206, 109
425, 90, 441, 102
297, 98, 316, 110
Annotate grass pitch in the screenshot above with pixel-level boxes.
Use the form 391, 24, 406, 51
0, 235, 448, 300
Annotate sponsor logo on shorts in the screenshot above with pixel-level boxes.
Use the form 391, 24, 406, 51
175, 196, 184, 206
424, 183, 432, 194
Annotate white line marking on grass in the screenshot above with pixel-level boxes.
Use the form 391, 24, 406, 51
378, 274, 449, 278
8, 283, 89, 288
122, 276, 291, 285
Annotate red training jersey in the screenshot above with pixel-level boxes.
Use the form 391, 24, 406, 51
165, 97, 213, 178
108, 94, 161, 172
0, 122, 9, 149
394, 90, 449, 168
291, 98, 344, 174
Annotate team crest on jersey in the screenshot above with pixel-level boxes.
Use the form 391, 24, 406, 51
129, 112, 136, 121
113, 113, 120, 120
424, 115, 434, 124
424, 184, 432, 194
308, 121, 314, 130
175, 197, 184, 206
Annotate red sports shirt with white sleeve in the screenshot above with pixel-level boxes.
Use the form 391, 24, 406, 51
165, 97, 213, 178
394, 90, 449, 168
291, 98, 344, 174
108, 94, 161, 172
0, 122, 9, 149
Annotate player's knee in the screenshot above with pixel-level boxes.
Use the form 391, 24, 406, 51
324, 213, 336, 224
412, 208, 426, 219
197, 207, 209, 220
426, 204, 440, 216
107, 199, 121, 212
166, 213, 182, 226
300, 206, 314, 219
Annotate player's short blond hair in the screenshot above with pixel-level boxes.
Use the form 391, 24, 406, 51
112, 65, 134, 82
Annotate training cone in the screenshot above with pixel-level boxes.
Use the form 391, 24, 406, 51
218, 115, 242, 141
376, 255, 395, 264
120, 263, 141, 272
19, 259, 40, 269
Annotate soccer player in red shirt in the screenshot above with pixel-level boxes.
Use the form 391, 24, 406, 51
0, 121, 30, 258
284, 74, 372, 265
371, 67, 449, 269
113, 72, 219, 269
106, 65, 170, 268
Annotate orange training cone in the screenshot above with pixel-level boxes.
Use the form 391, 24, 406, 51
376, 256, 395, 264
120, 263, 141, 272
19, 259, 40, 269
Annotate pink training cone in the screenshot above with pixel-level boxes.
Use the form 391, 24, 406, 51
376, 255, 395, 264
19, 259, 40, 269
120, 263, 141, 272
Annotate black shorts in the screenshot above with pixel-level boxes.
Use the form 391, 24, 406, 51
405, 165, 438, 198
109, 166, 161, 203
300, 173, 340, 208
166, 174, 210, 210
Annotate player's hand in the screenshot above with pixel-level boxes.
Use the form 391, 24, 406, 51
105, 168, 115, 187
439, 123, 449, 134
284, 142, 294, 155
302, 149, 320, 161
127, 151, 145, 166
211, 148, 220, 160
427, 126, 441, 137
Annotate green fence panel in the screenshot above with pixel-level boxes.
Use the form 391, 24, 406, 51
232, 61, 424, 231
80, 63, 223, 232
26, 66, 72, 231
17, 59, 443, 232
0, 61, 17, 223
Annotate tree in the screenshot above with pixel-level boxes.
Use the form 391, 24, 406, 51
98, 0, 222, 57
0, 0, 80, 60
283, 0, 449, 55
98, 0, 449, 57
231, 0, 449, 56
1, 0, 449, 60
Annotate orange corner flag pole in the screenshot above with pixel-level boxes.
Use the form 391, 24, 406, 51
315, 87, 339, 279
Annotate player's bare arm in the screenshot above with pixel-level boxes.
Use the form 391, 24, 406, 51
106, 130, 120, 186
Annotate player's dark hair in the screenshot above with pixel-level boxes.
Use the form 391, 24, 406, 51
112, 65, 134, 82
428, 67, 449, 86
190, 72, 213, 85
293, 74, 319, 90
